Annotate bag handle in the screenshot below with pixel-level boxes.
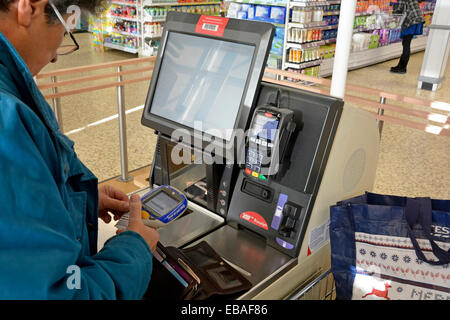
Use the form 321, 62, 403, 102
405, 198, 450, 266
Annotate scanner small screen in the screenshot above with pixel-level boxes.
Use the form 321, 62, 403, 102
252, 114, 279, 142
144, 192, 179, 217
149, 32, 255, 141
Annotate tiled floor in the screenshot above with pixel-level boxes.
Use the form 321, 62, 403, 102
39, 32, 449, 200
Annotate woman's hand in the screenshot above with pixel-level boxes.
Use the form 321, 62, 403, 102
98, 185, 130, 223
117, 194, 160, 253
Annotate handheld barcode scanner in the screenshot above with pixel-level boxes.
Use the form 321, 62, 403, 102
115, 185, 188, 229
140, 185, 188, 228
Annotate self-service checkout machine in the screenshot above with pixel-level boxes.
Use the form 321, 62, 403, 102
137, 12, 380, 299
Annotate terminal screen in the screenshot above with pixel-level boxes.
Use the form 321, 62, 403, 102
252, 114, 279, 142
144, 191, 179, 217
149, 32, 255, 141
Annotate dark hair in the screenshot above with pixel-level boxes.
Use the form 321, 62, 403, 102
0, 1, 106, 22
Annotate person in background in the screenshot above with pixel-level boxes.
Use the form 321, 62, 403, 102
390, 0, 425, 74
0, 0, 159, 299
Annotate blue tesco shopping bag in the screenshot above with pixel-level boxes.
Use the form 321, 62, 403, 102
330, 192, 450, 300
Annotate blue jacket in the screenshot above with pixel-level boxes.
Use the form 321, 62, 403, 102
0, 32, 153, 299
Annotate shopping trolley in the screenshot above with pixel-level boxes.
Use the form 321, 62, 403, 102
285, 269, 336, 300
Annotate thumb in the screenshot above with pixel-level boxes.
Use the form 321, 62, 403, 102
128, 194, 143, 229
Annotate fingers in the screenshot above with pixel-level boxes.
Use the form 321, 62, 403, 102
111, 188, 129, 202
102, 196, 130, 213
128, 194, 142, 226
99, 185, 130, 212
115, 194, 160, 253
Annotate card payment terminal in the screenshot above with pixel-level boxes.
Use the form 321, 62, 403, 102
245, 106, 296, 180
116, 185, 188, 229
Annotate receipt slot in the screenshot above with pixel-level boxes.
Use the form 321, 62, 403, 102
139, 12, 379, 299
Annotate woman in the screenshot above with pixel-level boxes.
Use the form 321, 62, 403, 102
390, 0, 425, 74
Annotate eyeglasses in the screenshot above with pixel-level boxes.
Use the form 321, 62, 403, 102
48, 0, 80, 55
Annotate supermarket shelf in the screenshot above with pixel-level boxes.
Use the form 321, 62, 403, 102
288, 21, 327, 29
144, 1, 221, 6
110, 29, 141, 37
286, 38, 335, 49
290, 0, 340, 8
323, 11, 339, 16
144, 33, 163, 38
108, 14, 139, 22
353, 26, 391, 33
110, 1, 138, 6
144, 16, 167, 22
285, 59, 322, 70
230, 0, 287, 7
289, 23, 338, 30
318, 35, 428, 77
104, 42, 139, 54
354, 10, 391, 17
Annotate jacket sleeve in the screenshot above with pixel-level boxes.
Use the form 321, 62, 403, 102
0, 97, 153, 299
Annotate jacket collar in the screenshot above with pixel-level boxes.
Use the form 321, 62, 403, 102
0, 31, 60, 133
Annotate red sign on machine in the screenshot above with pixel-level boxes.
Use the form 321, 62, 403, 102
240, 211, 268, 230
195, 15, 229, 37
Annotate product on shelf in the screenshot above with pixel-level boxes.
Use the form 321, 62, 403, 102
144, 7, 168, 20
356, 0, 390, 13
324, 3, 340, 12
323, 14, 339, 26
288, 27, 324, 43
115, 0, 137, 4
144, 22, 163, 36
104, 35, 139, 49
291, 7, 323, 23
320, 43, 336, 59
170, 4, 221, 15
271, 27, 285, 56
226, 1, 287, 61
322, 28, 337, 40
143, 39, 161, 55
270, 6, 286, 24
228, 3, 285, 24
419, 0, 436, 12
112, 20, 140, 34
145, 0, 221, 3
288, 47, 320, 64
110, 5, 137, 19
351, 32, 380, 52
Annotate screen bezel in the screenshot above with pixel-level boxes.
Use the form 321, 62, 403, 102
141, 12, 274, 162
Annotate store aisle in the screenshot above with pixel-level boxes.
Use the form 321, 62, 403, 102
39, 32, 449, 200
344, 51, 449, 200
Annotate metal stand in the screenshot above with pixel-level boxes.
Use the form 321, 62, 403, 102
117, 66, 133, 182
377, 96, 386, 137
51, 76, 64, 132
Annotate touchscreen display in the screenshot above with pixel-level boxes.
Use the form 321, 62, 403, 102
149, 32, 255, 141
144, 192, 179, 217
